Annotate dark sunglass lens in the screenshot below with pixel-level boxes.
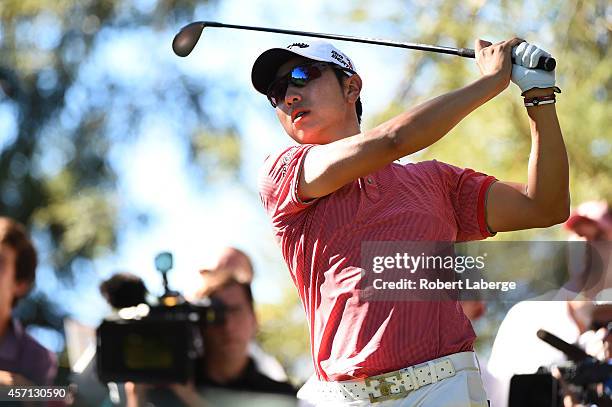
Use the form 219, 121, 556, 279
289, 66, 310, 86
267, 63, 325, 107
267, 77, 288, 107
290, 64, 324, 87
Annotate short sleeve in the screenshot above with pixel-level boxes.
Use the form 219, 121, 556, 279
38, 346, 58, 385
258, 144, 317, 226
22, 335, 58, 385
433, 160, 497, 241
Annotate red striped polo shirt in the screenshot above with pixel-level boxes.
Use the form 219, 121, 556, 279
258, 144, 496, 381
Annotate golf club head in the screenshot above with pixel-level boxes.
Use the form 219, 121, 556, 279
172, 21, 206, 57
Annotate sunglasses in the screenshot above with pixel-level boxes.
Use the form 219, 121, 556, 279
266, 62, 355, 108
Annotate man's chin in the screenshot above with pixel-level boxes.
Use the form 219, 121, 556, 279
219, 339, 246, 351
290, 129, 327, 145
215, 343, 248, 359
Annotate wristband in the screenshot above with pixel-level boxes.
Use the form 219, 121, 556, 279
524, 94, 556, 107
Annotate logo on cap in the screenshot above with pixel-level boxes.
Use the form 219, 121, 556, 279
331, 50, 353, 70
288, 43, 309, 49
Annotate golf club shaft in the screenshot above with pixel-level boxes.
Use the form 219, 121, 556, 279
204, 21, 474, 58
180, 21, 556, 71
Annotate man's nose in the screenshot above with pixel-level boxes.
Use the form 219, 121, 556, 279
221, 314, 240, 334
284, 86, 302, 106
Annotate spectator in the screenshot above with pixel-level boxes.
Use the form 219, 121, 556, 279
0, 217, 57, 386
195, 274, 295, 395
128, 271, 296, 406
195, 247, 288, 382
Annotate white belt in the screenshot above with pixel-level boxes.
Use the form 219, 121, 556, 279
298, 351, 479, 404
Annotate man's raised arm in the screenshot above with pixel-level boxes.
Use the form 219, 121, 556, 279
300, 38, 524, 201
486, 42, 569, 232
486, 87, 569, 231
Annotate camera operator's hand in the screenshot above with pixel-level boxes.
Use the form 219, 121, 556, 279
169, 381, 211, 407
125, 381, 148, 407
0, 370, 33, 386
551, 367, 586, 407
126, 381, 211, 407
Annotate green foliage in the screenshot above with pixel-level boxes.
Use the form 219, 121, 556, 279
191, 128, 242, 182
256, 286, 310, 382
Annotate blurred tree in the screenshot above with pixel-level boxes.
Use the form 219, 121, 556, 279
0, 0, 242, 274
0, 0, 246, 343
256, 285, 310, 384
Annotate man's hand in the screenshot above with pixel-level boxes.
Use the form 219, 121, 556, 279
551, 367, 587, 407
474, 37, 525, 93
0, 370, 33, 386
511, 42, 557, 94
169, 382, 210, 407
125, 381, 209, 407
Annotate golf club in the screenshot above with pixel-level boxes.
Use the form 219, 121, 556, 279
172, 21, 556, 71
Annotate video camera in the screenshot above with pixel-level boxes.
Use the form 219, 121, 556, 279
509, 329, 612, 407
96, 252, 226, 383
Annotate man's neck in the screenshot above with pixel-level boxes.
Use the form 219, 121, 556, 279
204, 353, 250, 384
327, 120, 361, 144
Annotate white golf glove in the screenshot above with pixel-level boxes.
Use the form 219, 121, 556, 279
511, 42, 560, 94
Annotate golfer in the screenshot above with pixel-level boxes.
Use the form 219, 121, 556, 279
252, 37, 568, 406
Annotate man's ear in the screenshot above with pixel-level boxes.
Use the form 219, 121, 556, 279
14, 280, 31, 300
345, 74, 362, 104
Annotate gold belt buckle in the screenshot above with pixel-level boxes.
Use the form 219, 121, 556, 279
364, 370, 408, 403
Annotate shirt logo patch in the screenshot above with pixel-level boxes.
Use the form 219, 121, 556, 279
280, 149, 294, 179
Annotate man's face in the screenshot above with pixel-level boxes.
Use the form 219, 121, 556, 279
0, 244, 27, 320
204, 283, 256, 358
274, 57, 353, 144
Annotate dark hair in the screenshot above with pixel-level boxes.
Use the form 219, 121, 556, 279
333, 68, 363, 124
99, 272, 148, 309
0, 217, 37, 305
199, 274, 254, 311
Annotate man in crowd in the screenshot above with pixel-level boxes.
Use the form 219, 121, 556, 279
0, 217, 57, 386
128, 249, 296, 406
252, 35, 568, 405
193, 273, 296, 396
195, 246, 290, 382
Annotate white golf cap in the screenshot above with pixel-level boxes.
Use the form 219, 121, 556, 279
251, 40, 357, 95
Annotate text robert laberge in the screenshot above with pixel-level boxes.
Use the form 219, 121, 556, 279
372, 278, 517, 292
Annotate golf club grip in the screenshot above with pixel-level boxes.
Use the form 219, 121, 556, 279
459, 48, 555, 71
